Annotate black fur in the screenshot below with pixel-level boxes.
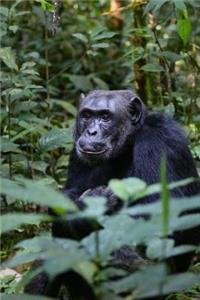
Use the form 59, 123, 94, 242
26, 90, 200, 299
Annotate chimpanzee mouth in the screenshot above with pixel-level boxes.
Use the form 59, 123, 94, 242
77, 147, 106, 156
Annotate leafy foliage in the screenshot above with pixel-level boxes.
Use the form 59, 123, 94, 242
0, 0, 200, 299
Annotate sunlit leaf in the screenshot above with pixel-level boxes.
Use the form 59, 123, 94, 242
1, 213, 50, 234
1, 178, 76, 213
51, 99, 77, 116
103, 263, 200, 297
1, 137, 21, 153
72, 33, 88, 43
39, 128, 73, 151
92, 32, 116, 41
68, 75, 93, 91
141, 63, 164, 72
109, 178, 146, 201
0, 47, 18, 70
91, 43, 109, 49
177, 11, 191, 45
146, 238, 174, 259
35, 0, 55, 12
109, 179, 130, 201
172, 0, 186, 11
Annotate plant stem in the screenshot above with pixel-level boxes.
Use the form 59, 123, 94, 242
95, 231, 100, 263
44, 11, 50, 102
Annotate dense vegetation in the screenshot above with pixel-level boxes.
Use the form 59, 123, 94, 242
0, 0, 200, 299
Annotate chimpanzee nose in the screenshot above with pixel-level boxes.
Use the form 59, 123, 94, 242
87, 128, 97, 136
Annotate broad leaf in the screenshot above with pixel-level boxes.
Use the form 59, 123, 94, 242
72, 33, 88, 43
91, 43, 109, 49
141, 63, 164, 72
1, 137, 21, 153
39, 128, 73, 151
177, 11, 191, 45
1, 178, 76, 213
1, 213, 50, 234
109, 177, 146, 201
92, 32, 116, 41
0, 47, 18, 70
51, 99, 77, 116
68, 75, 93, 91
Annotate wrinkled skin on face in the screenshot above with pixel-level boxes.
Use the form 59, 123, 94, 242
74, 90, 146, 164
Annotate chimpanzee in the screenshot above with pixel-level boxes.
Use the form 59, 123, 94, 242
25, 90, 200, 299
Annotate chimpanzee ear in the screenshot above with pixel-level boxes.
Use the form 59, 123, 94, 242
129, 96, 143, 124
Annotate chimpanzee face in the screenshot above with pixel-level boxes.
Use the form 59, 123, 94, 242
74, 91, 144, 164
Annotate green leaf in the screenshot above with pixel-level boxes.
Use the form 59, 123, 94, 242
92, 32, 116, 41
68, 75, 93, 92
21, 69, 39, 75
0, 47, 18, 70
141, 63, 164, 72
5, 238, 78, 268
51, 99, 77, 116
17, 236, 78, 251
91, 43, 109, 49
134, 177, 194, 202
1, 178, 76, 213
0, 137, 21, 153
177, 11, 191, 45
90, 26, 105, 38
109, 179, 130, 201
30, 161, 48, 173
39, 128, 73, 151
144, 0, 168, 14
172, 0, 186, 11
157, 51, 182, 62
12, 125, 43, 142
72, 33, 88, 43
83, 215, 138, 259
20, 61, 36, 70
42, 246, 89, 278
129, 195, 200, 220
146, 238, 174, 259
9, 25, 18, 33
74, 261, 97, 284
91, 76, 109, 90
170, 214, 200, 231
103, 264, 167, 294
122, 178, 147, 198
35, 0, 55, 12
0, 6, 9, 17
1, 213, 50, 234
80, 196, 106, 217
104, 263, 200, 297
164, 245, 197, 258
109, 178, 146, 201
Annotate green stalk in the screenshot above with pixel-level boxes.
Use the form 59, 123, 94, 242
160, 155, 170, 238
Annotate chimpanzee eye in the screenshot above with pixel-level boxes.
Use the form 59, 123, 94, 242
101, 113, 110, 121
81, 110, 92, 119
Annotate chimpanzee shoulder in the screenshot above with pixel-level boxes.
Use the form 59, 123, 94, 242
133, 112, 199, 196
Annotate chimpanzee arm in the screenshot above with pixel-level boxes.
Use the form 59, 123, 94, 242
52, 149, 103, 240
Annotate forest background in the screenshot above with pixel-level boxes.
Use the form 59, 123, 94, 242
1, 0, 200, 299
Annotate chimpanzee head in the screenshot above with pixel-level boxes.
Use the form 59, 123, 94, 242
74, 90, 146, 164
